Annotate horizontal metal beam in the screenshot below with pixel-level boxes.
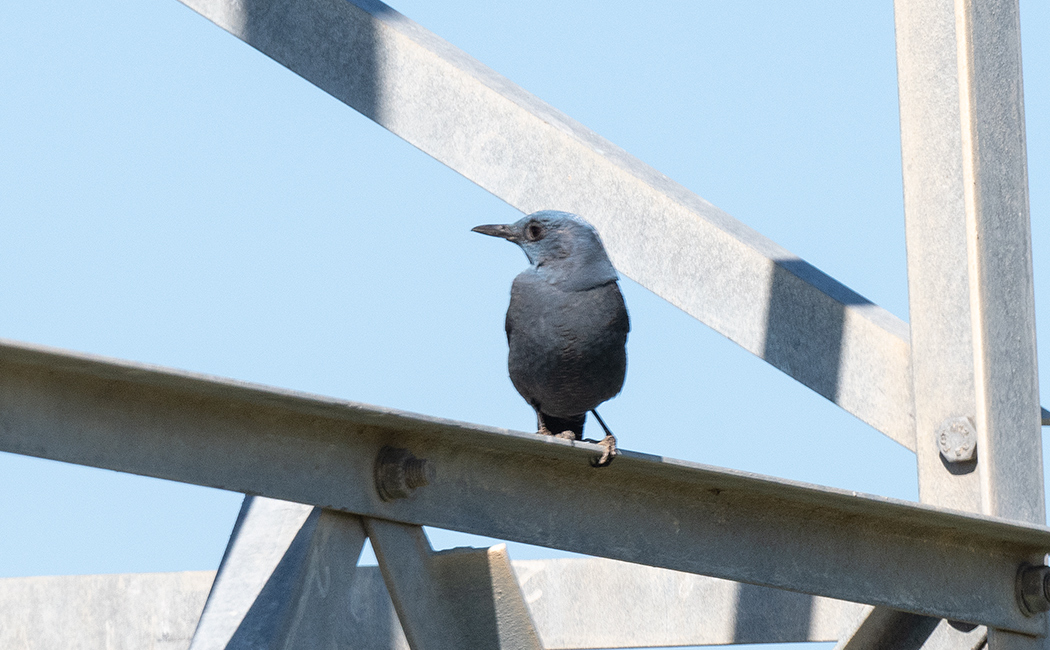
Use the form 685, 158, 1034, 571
0, 571, 213, 650
202, 497, 865, 648
1, 339, 1049, 633
175, 0, 918, 449
0, 562, 867, 649
515, 557, 863, 648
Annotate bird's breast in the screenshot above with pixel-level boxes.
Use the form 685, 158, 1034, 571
505, 274, 628, 417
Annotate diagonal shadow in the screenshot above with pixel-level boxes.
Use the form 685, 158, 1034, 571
225, 505, 323, 648
238, 0, 395, 122
763, 258, 875, 404
733, 582, 813, 644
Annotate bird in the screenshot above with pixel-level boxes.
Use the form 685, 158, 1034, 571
472, 210, 629, 466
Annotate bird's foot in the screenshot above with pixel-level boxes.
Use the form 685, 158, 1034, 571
588, 434, 618, 468
536, 426, 577, 442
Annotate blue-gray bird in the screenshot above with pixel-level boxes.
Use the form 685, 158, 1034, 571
472, 210, 629, 466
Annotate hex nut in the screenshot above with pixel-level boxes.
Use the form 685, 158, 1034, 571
374, 446, 434, 501
937, 416, 977, 463
1017, 564, 1050, 616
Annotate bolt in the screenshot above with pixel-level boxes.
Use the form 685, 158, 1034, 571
374, 446, 434, 501
1017, 564, 1050, 616
937, 416, 977, 463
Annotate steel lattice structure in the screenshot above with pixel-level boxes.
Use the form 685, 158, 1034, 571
1, 0, 1048, 648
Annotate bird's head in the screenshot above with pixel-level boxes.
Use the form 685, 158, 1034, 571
472, 210, 618, 291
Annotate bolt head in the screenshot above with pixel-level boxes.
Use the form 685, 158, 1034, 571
937, 416, 977, 463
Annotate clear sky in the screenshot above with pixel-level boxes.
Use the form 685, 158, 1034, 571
1, 1, 1048, 649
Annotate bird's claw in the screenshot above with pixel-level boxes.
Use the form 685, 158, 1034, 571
589, 434, 618, 468
536, 427, 579, 442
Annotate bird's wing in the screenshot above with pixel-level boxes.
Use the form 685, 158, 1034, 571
610, 281, 631, 335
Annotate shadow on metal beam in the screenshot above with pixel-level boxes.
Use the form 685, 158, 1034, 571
239, 0, 390, 121
764, 258, 875, 405
734, 581, 815, 644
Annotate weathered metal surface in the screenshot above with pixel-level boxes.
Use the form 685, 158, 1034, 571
174, 0, 918, 449
0, 571, 213, 650
835, 606, 988, 650
953, 0, 1043, 528
514, 557, 863, 648
0, 339, 1048, 632
189, 496, 367, 649
963, 0, 1046, 642
895, 0, 984, 513
879, 0, 1045, 648
366, 519, 542, 649
834, 606, 940, 650
0, 560, 870, 649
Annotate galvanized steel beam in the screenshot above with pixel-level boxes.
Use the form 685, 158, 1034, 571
0, 339, 1049, 633
516, 557, 864, 648
834, 605, 987, 650
834, 606, 940, 650
896, 0, 985, 515
0, 561, 872, 649
839, 0, 1046, 648
189, 496, 367, 649
0, 571, 214, 650
365, 518, 542, 650
175, 0, 918, 449
951, 0, 1044, 646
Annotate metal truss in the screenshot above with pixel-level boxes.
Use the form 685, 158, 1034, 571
2, 0, 1047, 648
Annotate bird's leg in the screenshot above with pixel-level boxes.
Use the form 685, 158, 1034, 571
536, 411, 581, 441
586, 410, 618, 467
534, 410, 549, 436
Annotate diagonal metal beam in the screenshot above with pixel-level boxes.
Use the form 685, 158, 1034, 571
189, 496, 368, 650
175, 0, 917, 449
364, 518, 543, 650
0, 339, 1049, 633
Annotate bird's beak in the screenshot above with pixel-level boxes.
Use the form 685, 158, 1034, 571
471, 223, 520, 242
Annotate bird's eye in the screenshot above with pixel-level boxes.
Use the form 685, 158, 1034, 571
525, 222, 544, 241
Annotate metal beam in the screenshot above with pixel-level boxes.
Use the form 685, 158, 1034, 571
175, 0, 917, 449
896, 0, 984, 515
0, 561, 873, 649
835, 606, 987, 650
0, 339, 1048, 633
0, 571, 213, 650
189, 496, 367, 649
176, 494, 870, 648
839, 1, 1047, 648
365, 518, 542, 650
835, 606, 940, 650
515, 557, 865, 648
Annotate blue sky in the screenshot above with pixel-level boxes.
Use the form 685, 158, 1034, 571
1, 1, 1048, 648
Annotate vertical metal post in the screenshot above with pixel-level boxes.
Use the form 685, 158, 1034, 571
954, 0, 1043, 527
896, 0, 1043, 648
